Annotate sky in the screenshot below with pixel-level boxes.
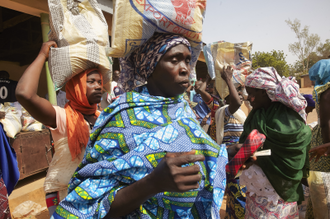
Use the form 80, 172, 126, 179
202, 0, 330, 65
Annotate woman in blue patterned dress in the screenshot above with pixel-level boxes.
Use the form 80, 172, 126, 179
52, 33, 228, 219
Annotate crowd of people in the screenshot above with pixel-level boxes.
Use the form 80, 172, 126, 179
0, 29, 328, 219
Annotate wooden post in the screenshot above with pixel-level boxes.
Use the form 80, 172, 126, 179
40, 13, 57, 105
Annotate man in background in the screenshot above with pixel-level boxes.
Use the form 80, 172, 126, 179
100, 70, 124, 109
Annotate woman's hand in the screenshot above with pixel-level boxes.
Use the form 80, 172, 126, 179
241, 156, 257, 170
227, 143, 242, 161
221, 66, 233, 82
39, 41, 57, 59
107, 151, 205, 218
151, 150, 205, 193
309, 142, 330, 162
200, 117, 208, 126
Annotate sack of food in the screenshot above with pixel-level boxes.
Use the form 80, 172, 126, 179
109, 0, 207, 78
48, 0, 112, 91
203, 41, 253, 99
0, 103, 22, 138
21, 108, 43, 132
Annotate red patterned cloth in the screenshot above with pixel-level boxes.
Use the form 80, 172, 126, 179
226, 129, 266, 176
0, 177, 11, 219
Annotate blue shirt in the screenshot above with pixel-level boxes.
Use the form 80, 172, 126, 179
193, 93, 211, 125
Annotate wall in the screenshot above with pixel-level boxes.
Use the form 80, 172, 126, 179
0, 60, 49, 98
301, 75, 312, 88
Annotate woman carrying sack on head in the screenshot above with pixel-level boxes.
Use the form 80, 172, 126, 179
51, 33, 228, 219
15, 41, 103, 215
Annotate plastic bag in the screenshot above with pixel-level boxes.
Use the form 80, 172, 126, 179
0, 102, 22, 138
48, 0, 112, 91
203, 41, 253, 99
11, 200, 47, 218
109, 0, 207, 79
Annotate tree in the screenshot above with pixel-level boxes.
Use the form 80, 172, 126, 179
285, 19, 321, 73
252, 50, 290, 76
291, 39, 330, 74
317, 39, 330, 59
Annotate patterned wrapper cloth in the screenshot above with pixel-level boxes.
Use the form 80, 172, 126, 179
245, 67, 307, 122
52, 33, 228, 218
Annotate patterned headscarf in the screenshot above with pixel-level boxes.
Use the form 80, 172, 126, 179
118, 33, 191, 91
65, 68, 102, 160
309, 59, 330, 103
245, 67, 307, 122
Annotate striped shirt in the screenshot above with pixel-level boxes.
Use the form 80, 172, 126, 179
222, 107, 244, 145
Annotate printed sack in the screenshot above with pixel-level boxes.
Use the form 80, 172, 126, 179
203, 41, 253, 99
48, 0, 112, 91
109, 0, 207, 78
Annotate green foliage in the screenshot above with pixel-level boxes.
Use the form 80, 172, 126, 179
252, 50, 290, 77
291, 39, 330, 73
318, 39, 330, 59
285, 19, 321, 73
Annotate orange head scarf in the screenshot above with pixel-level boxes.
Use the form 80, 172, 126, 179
64, 68, 103, 160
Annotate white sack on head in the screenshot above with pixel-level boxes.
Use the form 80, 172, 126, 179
109, 0, 207, 80
48, 0, 112, 91
203, 41, 252, 99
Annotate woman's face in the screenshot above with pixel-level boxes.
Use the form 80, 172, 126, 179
86, 71, 102, 105
148, 44, 191, 97
246, 87, 269, 109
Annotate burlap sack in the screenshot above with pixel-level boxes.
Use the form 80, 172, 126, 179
203, 41, 253, 99
109, 0, 207, 79
48, 0, 112, 91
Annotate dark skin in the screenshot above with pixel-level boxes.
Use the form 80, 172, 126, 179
305, 106, 315, 114
309, 88, 330, 160
107, 44, 205, 218
147, 44, 191, 97
112, 70, 120, 82
245, 87, 272, 110
15, 41, 102, 129
227, 87, 272, 168
221, 66, 242, 115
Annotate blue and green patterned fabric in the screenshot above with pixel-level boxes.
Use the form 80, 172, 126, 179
52, 85, 227, 219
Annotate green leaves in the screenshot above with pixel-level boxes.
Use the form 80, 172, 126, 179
252, 50, 290, 77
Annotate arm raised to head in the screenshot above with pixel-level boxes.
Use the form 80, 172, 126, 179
221, 66, 241, 115
15, 41, 57, 128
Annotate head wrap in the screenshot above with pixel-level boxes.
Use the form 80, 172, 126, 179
303, 94, 315, 108
118, 33, 191, 92
245, 67, 307, 122
65, 68, 102, 160
309, 59, 330, 103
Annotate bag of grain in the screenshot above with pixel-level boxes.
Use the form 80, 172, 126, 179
48, 0, 112, 91
203, 41, 253, 99
0, 103, 22, 138
109, 0, 207, 79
